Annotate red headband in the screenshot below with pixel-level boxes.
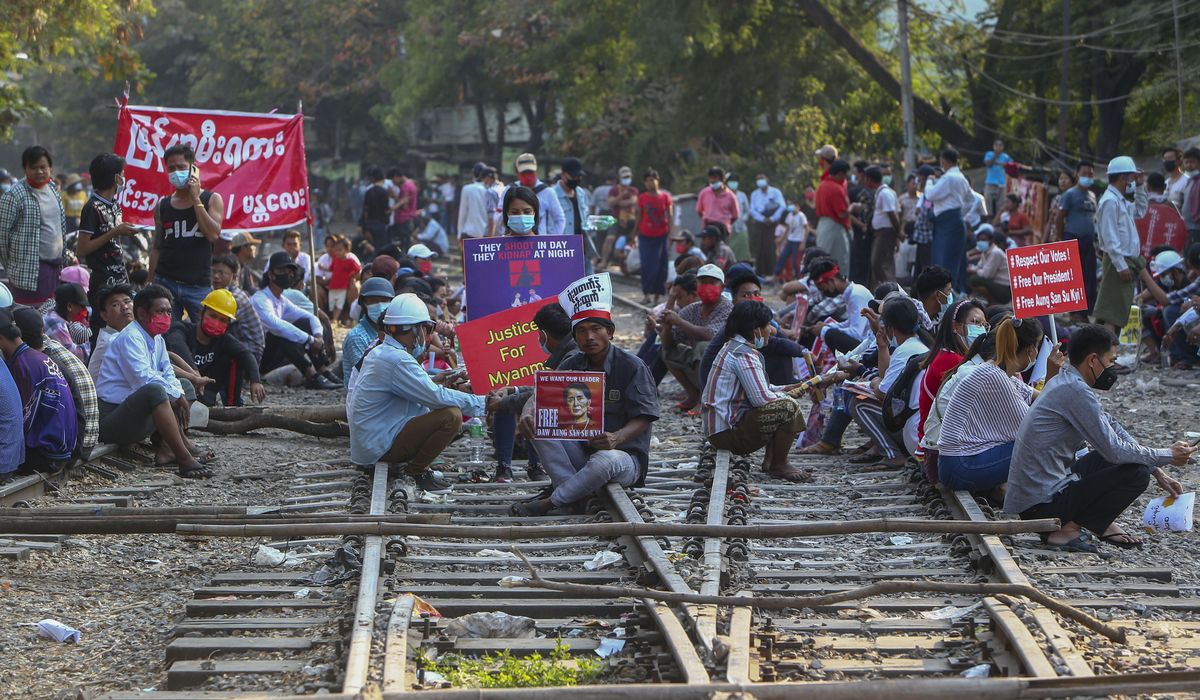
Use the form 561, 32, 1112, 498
813, 266, 840, 285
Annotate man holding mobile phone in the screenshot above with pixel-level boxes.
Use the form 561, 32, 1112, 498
148, 144, 224, 323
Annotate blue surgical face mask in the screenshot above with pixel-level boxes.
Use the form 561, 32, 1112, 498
620, 177, 632, 186
0, 183, 11, 193
940, 291, 953, 318
368, 302, 389, 323
787, 204, 797, 213
882, 175, 893, 187
965, 323, 987, 343
508, 214, 535, 233
1126, 181, 1137, 195
710, 181, 723, 191
976, 241, 990, 253
753, 333, 766, 349
538, 331, 551, 355
168, 170, 191, 189
756, 179, 768, 189
728, 181, 739, 191
1078, 177, 1093, 187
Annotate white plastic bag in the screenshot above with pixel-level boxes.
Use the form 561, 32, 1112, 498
1143, 492, 1195, 532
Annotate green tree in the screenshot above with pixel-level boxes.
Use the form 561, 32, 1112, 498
0, 0, 153, 140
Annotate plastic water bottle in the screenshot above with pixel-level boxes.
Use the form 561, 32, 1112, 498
1161, 339, 1171, 370
465, 417, 485, 463
585, 215, 616, 232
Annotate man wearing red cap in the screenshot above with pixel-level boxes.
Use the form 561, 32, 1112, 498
513, 274, 660, 516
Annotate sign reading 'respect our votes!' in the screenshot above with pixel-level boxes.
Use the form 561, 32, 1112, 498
534, 371, 606, 440
456, 297, 555, 393
1006, 240, 1089, 319
462, 235, 585, 321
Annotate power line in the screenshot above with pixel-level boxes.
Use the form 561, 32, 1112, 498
973, 61, 1200, 107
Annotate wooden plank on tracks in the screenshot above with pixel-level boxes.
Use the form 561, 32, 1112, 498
382, 594, 414, 693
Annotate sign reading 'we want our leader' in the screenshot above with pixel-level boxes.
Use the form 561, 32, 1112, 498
1006, 240, 1088, 319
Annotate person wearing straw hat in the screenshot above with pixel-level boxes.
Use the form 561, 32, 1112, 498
1094, 155, 1149, 338
513, 273, 660, 516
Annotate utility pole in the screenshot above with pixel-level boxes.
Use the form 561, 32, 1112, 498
898, 0, 916, 171
1058, 0, 1070, 155
1173, 0, 1185, 137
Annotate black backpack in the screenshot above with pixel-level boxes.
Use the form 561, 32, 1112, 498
882, 352, 928, 432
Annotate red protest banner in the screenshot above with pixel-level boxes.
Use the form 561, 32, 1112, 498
1136, 201, 1188, 258
1006, 240, 1088, 319
457, 297, 555, 393
113, 102, 310, 231
534, 371, 606, 440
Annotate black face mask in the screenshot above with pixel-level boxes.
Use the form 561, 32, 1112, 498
1164, 160, 1178, 172
272, 271, 296, 288
1091, 358, 1119, 391
566, 178, 582, 189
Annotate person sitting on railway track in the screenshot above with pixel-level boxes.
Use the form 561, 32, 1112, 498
805, 257, 873, 354
88, 283, 135, 381
638, 273, 698, 387
698, 267, 810, 388
252, 251, 341, 391
845, 296, 929, 468
11, 305, 98, 461
94, 284, 212, 478
0, 357, 21, 483
0, 306, 78, 473
914, 299, 987, 475
342, 276, 394, 380
210, 254, 265, 365
513, 274, 660, 516
350, 293, 501, 493
492, 302, 577, 484
1006, 324, 1195, 552
660, 263, 732, 413
701, 300, 811, 481
937, 316, 1051, 498
166, 289, 266, 407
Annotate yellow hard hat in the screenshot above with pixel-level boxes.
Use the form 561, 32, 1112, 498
201, 288, 237, 321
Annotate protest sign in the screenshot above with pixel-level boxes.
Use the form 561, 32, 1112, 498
534, 371, 606, 440
1136, 201, 1188, 258
113, 102, 310, 231
463, 235, 585, 320
456, 297, 555, 393
1007, 240, 1088, 319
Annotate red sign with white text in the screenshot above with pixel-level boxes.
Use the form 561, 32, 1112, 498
1136, 201, 1188, 258
1007, 240, 1088, 318
457, 298, 555, 393
113, 103, 310, 232
534, 371, 606, 440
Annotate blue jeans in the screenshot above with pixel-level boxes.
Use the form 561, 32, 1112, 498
939, 442, 1014, 492
493, 408, 539, 471
931, 208, 966, 291
774, 240, 803, 278
157, 277, 212, 324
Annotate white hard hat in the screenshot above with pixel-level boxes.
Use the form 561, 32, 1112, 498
382, 293, 432, 326
0, 282, 11, 309
1106, 156, 1137, 175
407, 243, 436, 259
1151, 250, 1185, 277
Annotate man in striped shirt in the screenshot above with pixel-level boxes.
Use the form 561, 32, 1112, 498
702, 301, 809, 481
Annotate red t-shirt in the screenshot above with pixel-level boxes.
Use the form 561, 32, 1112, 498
815, 178, 849, 224
918, 349, 963, 442
328, 256, 362, 289
394, 179, 420, 224
637, 191, 672, 238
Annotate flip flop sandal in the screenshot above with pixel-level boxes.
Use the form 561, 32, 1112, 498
177, 463, 215, 480
1100, 532, 1143, 549
849, 453, 882, 464
1042, 533, 1102, 554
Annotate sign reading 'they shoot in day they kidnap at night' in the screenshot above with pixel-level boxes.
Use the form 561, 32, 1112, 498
1006, 239, 1089, 319
462, 235, 585, 321
456, 297, 555, 394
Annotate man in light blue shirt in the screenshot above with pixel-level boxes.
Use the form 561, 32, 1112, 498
748, 174, 786, 277
349, 293, 499, 492
983, 139, 1012, 217
95, 283, 211, 478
